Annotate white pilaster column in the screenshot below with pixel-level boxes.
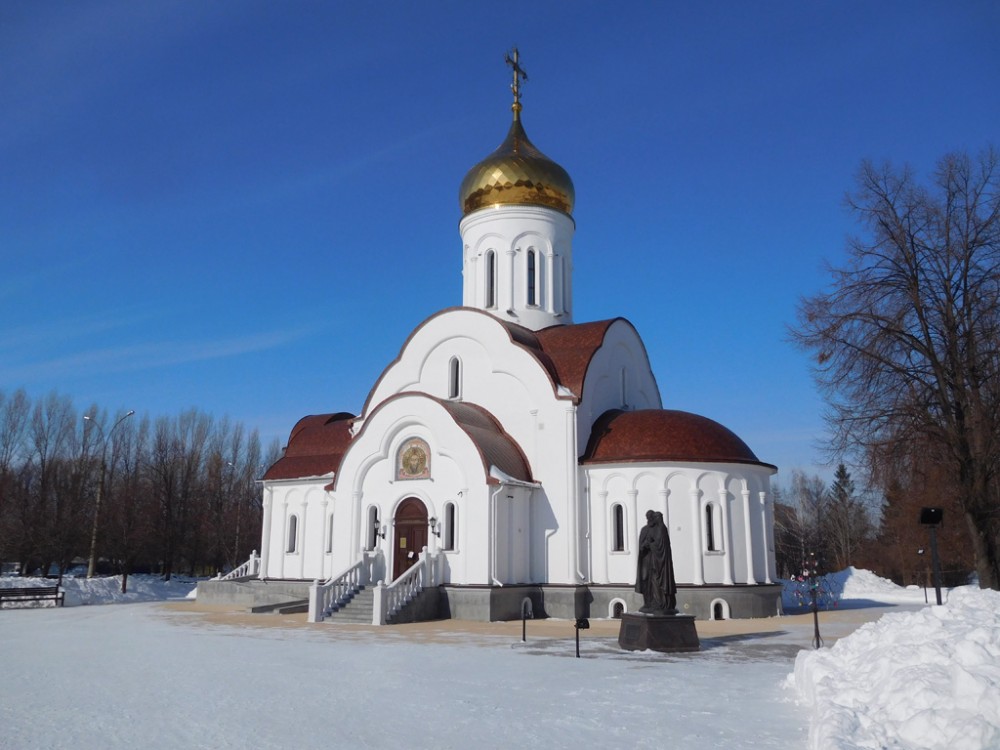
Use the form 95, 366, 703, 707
742, 489, 756, 584
659, 489, 670, 526
320, 498, 330, 579
279, 501, 288, 579
719, 489, 734, 585
627, 489, 639, 548
690, 488, 704, 585
760, 491, 773, 584
597, 489, 609, 583
463, 249, 476, 306
545, 250, 555, 314
298, 499, 307, 580
351, 491, 361, 556
259, 489, 273, 579
504, 248, 516, 312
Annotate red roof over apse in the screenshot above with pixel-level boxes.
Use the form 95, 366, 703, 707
581, 409, 776, 470
262, 412, 355, 480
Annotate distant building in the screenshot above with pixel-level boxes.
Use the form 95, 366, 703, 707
246, 57, 780, 623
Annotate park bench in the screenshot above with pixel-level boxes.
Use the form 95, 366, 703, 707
0, 585, 65, 608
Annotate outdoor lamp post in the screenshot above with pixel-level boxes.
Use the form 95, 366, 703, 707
919, 507, 944, 605
84, 410, 135, 579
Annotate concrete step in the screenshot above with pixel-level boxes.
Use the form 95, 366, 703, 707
323, 586, 374, 624
250, 597, 309, 614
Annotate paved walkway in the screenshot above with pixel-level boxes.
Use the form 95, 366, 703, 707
162, 600, 918, 648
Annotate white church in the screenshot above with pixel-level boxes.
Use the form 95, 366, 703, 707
205, 54, 781, 624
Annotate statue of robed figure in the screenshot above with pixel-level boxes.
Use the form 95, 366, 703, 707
635, 510, 677, 615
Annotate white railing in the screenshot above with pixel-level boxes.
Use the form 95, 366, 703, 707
373, 547, 439, 625
307, 554, 377, 623
215, 551, 260, 581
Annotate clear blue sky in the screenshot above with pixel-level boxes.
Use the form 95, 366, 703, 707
2, 2, 997, 481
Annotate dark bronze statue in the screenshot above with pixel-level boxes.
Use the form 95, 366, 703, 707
635, 510, 677, 615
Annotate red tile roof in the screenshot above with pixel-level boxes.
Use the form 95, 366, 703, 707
581, 409, 775, 469
262, 412, 355, 480
438, 399, 533, 484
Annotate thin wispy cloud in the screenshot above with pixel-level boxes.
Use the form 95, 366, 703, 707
0, 327, 316, 384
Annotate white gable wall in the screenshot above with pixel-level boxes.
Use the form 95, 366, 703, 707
357, 309, 582, 585
575, 319, 662, 456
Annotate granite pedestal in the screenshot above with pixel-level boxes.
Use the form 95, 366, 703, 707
618, 612, 700, 652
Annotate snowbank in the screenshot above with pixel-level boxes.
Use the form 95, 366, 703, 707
791, 587, 1000, 749
782, 566, 935, 610
0, 574, 198, 607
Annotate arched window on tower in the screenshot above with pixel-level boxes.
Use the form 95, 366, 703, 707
527, 249, 537, 306
485, 250, 497, 308
286, 514, 298, 554
620, 367, 628, 408
611, 503, 625, 552
448, 357, 461, 399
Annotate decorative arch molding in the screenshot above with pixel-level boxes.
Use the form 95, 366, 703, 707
511, 229, 554, 256
597, 469, 632, 495
470, 231, 506, 257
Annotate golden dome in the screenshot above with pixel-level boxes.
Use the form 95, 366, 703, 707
459, 114, 575, 216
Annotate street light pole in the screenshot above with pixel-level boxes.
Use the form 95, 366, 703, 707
84, 410, 135, 579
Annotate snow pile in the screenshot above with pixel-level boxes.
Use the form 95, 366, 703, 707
782, 566, 933, 610
0, 574, 197, 607
791, 587, 1000, 749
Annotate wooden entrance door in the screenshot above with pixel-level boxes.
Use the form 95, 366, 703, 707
392, 498, 428, 580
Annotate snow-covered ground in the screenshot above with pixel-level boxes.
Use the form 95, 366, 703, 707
1, 570, 997, 749
0, 572, 198, 607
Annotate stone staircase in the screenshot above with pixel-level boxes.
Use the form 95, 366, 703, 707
322, 585, 374, 624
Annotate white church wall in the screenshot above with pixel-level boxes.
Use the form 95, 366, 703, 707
584, 462, 774, 591
333, 395, 514, 586
665, 471, 696, 583
726, 476, 749, 584
357, 310, 580, 586
575, 320, 662, 456
698, 472, 729, 585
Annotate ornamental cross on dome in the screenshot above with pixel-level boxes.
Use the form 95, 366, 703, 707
505, 48, 528, 116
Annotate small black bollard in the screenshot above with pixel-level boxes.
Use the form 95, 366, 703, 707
575, 617, 590, 658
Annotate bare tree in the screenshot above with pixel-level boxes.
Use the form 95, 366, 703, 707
794, 148, 1000, 588
0, 390, 31, 566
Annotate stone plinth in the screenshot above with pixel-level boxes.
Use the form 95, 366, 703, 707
618, 612, 700, 653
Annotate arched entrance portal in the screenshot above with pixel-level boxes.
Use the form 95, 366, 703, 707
392, 497, 428, 580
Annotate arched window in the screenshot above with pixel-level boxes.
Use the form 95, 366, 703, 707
325, 512, 334, 553
706, 504, 720, 552
448, 357, 461, 399
620, 367, 628, 408
367, 506, 380, 551
527, 249, 537, 306
612, 503, 625, 552
286, 514, 298, 554
443, 502, 456, 551
485, 250, 497, 308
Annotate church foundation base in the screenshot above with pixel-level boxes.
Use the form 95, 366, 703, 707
617, 613, 700, 652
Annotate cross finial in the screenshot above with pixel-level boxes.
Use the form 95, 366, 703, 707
504, 48, 528, 120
